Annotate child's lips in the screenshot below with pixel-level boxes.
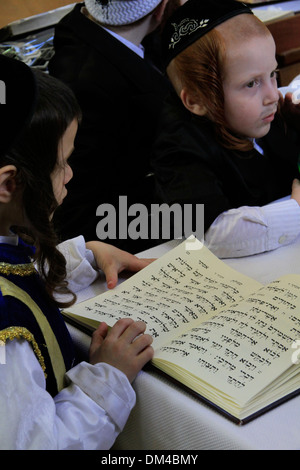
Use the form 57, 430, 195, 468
262, 110, 276, 123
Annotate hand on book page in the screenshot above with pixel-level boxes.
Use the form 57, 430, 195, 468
89, 318, 154, 383
86, 240, 155, 289
64, 239, 300, 423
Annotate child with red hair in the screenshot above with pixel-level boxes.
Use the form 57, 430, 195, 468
153, 0, 300, 258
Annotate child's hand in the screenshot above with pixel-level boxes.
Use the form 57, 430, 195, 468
280, 92, 300, 131
86, 240, 155, 289
291, 178, 300, 205
89, 318, 154, 383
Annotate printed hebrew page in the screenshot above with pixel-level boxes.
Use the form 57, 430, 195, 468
64, 238, 300, 421
66, 238, 262, 350
153, 275, 300, 419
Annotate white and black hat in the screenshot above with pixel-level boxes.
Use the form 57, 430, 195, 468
85, 0, 163, 25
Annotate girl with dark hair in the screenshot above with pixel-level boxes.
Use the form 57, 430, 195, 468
0, 56, 153, 449
152, 0, 300, 258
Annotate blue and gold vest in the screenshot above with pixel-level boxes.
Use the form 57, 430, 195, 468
0, 239, 76, 397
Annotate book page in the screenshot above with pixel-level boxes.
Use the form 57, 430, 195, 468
66, 239, 261, 350
154, 275, 300, 411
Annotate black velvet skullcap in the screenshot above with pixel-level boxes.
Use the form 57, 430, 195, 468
0, 54, 37, 160
162, 0, 253, 67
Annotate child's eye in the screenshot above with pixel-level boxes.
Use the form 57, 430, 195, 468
247, 79, 259, 88
271, 69, 278, 79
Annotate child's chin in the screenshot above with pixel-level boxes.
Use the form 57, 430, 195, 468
253, 124, 271, 139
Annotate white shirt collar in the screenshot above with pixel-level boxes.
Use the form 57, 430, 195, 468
253, 139, 264, 155
0, 233, 19, 245
80, 7, 145, 59
102, 26, 145, 59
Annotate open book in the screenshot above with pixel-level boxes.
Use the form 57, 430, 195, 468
63, 237, 300, 424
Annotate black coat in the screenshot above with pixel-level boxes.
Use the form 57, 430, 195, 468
49, 3, 170, 251
152, 92, 300, 233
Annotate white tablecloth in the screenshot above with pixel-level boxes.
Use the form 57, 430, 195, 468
67, 236, 300, 450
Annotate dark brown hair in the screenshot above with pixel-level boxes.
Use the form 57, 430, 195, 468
3, 70, 81, 308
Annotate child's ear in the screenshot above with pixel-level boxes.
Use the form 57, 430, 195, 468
0, 165, 17, 203
180, 88, 207, 116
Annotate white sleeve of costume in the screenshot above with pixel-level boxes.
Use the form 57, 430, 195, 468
57, 236, 99, 292
204, 199, 300, 258
0, 338, 135, 450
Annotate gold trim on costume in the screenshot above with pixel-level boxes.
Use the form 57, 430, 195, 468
0, 262, 36, 276
0, 326, 46, 377
0, 277, 66, 391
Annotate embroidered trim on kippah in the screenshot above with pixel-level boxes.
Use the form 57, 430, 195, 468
161, 0, 253, 67
169, 18, 210, 49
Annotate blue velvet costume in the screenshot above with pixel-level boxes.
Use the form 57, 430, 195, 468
0, 238, 76, 397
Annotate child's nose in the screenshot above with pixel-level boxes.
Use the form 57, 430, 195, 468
264, 82, 279, 105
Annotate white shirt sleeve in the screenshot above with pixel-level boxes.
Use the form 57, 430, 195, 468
204, 198, 300, 258
57, 236, 99, 292
0, 338, 135, 450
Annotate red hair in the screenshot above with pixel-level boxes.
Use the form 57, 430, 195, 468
168, 15, 273, 152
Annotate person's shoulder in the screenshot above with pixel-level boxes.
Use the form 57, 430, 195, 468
54, 3, 107, 45
56, 2, 84, 26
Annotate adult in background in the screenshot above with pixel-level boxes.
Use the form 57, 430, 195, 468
49, 0, 178, 253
